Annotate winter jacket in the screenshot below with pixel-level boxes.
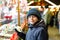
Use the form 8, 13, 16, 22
43, 9, 52, 25
46, 10, 52, 25
15, 20, 48, 40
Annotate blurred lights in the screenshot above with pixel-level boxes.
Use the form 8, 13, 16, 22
45, 0, 57, 6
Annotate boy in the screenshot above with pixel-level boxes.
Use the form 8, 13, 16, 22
15, 8, 48, 40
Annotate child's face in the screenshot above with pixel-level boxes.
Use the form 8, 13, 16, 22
28, 15, 39, 24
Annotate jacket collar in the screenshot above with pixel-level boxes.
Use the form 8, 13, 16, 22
28, 19, 45, 28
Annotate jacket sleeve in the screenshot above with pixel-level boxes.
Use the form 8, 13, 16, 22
15, 29, 26, 40
37, 30, 48, 40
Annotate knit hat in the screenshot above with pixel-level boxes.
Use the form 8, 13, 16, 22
27, 8, 42, 20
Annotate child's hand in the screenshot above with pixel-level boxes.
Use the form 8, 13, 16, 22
20, 19, 28, 30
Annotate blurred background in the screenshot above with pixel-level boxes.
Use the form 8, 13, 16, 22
0, 0, 60, 40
